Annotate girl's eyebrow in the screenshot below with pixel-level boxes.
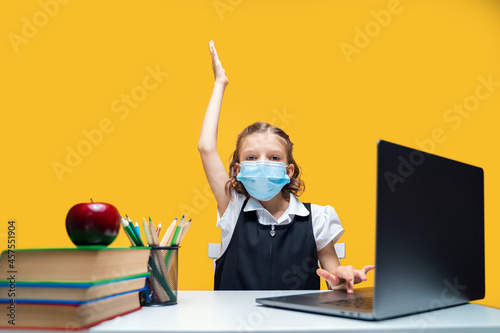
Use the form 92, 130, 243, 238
241, 150, 283, 156
268, 150, 284, 155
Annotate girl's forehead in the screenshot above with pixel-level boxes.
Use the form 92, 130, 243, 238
240, 132, 287, 152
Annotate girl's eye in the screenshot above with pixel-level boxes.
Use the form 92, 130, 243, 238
271, 156, 280, 161
246, 156, 256, 161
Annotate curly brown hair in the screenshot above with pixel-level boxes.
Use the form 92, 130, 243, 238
225, 122, 305, 200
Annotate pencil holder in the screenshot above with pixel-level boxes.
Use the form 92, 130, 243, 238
140, 246, 179, 306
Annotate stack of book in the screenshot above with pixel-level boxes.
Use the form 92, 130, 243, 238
0, 246, 150, 330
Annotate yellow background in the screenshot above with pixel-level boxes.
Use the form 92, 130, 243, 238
1, 0, 499, 308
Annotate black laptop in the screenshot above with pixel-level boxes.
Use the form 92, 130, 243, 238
256, 140, 485, 320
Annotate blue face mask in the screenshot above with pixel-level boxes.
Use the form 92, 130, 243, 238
236, 161, 291, 201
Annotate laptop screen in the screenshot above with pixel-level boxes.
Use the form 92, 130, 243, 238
374, 140, 485, 318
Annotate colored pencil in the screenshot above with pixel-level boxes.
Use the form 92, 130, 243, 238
160, 218, 177, 247
148, 218, 160, 246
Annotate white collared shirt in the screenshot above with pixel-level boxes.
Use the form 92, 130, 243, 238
217, 191, 344, 256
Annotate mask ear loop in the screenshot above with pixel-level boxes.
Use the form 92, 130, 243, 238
285, 164, 292, 179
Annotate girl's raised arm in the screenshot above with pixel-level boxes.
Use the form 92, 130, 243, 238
198, 41, 231, 216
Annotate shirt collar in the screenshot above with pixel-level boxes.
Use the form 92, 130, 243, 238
243, 193, 310, 218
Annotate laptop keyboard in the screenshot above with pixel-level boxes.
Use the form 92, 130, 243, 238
323, 296, 373, 310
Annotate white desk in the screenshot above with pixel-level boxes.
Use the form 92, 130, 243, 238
4, 291, 500, 332
92, 290, 500, 333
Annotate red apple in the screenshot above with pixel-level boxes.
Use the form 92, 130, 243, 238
66, 200, 121, 246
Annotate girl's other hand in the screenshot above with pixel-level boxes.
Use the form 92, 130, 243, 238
209, 40, 229, 87
316, 265, 375, 294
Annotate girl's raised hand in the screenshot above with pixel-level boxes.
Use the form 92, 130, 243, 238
317, 265, 375, 294
209, 40, 229, 87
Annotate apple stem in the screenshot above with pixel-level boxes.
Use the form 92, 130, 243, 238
90, 198, 93, 203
